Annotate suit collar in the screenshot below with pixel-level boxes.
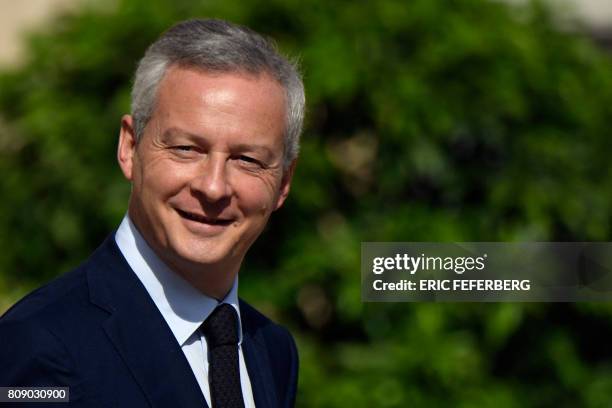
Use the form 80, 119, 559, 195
114, 215, 243, 346
240, 301, 281, 408
86, 235, 282, 408
242, 330, 279, 407
86, 235, 209, 408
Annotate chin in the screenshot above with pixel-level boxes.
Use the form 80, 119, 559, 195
171, 242, 235, 267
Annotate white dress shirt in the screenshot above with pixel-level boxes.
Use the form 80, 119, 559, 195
115, 215, 256, 408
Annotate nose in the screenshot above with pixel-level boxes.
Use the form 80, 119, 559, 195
189, 154, 233, 203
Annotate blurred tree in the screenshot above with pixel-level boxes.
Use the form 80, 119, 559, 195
1, 0, 612, 406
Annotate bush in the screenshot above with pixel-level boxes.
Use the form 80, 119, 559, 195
2, 0, 612, 405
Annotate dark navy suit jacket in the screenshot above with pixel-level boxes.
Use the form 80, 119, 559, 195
0, 235, 298, 407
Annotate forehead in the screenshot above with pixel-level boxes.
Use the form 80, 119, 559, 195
153, 66, 287, 134
145, 66, 288, 156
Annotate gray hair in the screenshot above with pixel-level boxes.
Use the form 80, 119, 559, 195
131, 19, 305, 168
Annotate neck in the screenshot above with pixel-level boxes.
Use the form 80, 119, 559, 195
126, 214, 242, 300
162, 254, 240, 300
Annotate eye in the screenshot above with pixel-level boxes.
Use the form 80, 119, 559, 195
170, 145, 201, 154
168, 145, 202, 159
235, 155, 266, 170
174, 145, 195, 151
239, 155, 259, 164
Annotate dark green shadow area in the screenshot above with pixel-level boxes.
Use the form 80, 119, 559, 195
2, 0, 612, 406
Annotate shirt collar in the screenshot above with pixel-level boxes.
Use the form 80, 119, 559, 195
114, 215, 243, 346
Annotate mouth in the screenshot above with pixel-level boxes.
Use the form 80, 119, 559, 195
176, 209, 234, 226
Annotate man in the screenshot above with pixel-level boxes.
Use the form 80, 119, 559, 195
0, 18, 304, 408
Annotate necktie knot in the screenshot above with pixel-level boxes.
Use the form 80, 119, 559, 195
201, 303, 239, 348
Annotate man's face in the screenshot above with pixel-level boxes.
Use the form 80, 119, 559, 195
118, 66, 293, 283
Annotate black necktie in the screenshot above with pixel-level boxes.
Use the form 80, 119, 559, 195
200, 304, 245, 408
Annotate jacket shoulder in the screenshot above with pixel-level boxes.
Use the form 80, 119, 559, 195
0, 265, 89, 325
239, 299, 296, 346
0, 235, 120, 326
0, 266, 92, 393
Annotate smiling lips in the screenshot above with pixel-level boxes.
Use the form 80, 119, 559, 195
176, 209, 234, 226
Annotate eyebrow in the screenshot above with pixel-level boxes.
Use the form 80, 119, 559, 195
232, 143, 275, 157
162, 127, 201, 141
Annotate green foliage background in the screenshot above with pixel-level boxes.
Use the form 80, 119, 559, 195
2, 0, 612, 406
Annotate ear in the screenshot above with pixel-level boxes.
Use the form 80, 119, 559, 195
274, 159, 297, 211
117, 115, 138, 181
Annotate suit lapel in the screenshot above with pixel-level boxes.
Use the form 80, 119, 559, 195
241, 308, 279, 408
87, 236, 209, 408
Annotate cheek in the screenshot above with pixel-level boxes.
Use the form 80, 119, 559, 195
142, 161, 193, 197
233, 175, 280, 214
